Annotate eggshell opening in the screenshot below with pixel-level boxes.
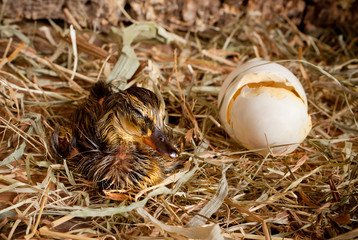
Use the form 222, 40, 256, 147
218, 60, 308, 114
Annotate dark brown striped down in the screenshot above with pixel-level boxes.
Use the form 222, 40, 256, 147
51, 81, 179, 191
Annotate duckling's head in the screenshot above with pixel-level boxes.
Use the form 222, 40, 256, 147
98, 86, 179, 160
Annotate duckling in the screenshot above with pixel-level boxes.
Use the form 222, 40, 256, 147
51, 81, 179, 191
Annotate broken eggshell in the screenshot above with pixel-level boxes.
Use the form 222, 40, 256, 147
218, 59, 312, 156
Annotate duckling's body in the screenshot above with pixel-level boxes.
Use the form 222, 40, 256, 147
52, 81, 178, 190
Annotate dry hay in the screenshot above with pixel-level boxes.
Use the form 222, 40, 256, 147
0, 12, 357, 240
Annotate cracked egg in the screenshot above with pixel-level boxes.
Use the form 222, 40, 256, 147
218, 59, 312, 156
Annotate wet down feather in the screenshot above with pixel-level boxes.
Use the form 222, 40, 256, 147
51, 81, 179, 191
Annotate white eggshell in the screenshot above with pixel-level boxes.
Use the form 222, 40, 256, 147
218, 59, 312, 156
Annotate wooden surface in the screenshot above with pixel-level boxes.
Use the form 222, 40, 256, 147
1, 0, 357, 33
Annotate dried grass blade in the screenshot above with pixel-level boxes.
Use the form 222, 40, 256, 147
107, 22, 188, 89
0, 116, 41, 152
106, 45, 139, 89
0, 141, 26, 167
4, 78, 20, 117
68, 25, 82, 92
25, 181, 51, 240
21, 50, 96, 83
39, 226, 97, 240
188, 165, 230, 227
202, 49, 237, 67
298, 47, 313, 95
71, 187, 173, 217
136, 168, 189, 200
0, 182, 27, 193
38, 215, 97, 239
0, 41, 25, 69
45, 57, 87, 94
328, 227, 358, 240
284, 163, 346, 192
225, 198, 271, 240
137, 208, 224, 240
230, 233, 293, 240
0, 26, 30, 44
0, 198, 34, 215
0, 78, 71, 100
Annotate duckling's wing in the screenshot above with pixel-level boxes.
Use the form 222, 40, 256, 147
71, 98, 104, 151
71, 81, 115, 150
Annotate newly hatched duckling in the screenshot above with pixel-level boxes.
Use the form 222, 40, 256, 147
52, 81, 179, 190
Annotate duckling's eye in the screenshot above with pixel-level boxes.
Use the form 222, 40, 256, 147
159, 137, 165, 142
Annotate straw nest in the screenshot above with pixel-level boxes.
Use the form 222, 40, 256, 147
0, 12, 357, 240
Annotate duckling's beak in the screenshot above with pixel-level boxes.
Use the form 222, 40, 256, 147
143, 128, 179, 160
